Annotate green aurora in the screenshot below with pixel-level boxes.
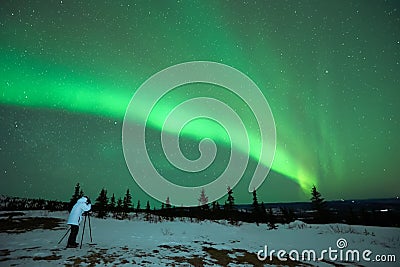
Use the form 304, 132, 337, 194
0, 0, 399, 204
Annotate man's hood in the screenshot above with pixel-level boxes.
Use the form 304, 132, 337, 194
77, 197, 87, 203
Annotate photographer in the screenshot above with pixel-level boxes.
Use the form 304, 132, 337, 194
66, 196, 91, 248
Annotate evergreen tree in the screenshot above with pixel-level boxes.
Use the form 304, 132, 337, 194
164, 197, 172, 219
212, 201, 220, 212
123, 189, 132, 216
310, 185, 329, 223
226, 186, 235, 211
311, 185, 324, 207
252, 189, 259, 210
109, 193, 116, 213
211, 201, 221, 220
115, 197, 123, 219
145, 200, 151, 221
198, 188, 209, 211
68, 183, 82, 212
146, 200, 151, 211
136, 200, 141, 211
165, 196, 171, 208
252, 189, 260, 225
225, 186, 237, 224
95, 188, 108, 218
170, 206, 176, 221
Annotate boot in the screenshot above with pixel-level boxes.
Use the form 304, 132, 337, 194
66, 243, 78, 248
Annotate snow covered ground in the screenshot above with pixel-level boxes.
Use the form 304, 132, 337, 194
0, 210, 398, 266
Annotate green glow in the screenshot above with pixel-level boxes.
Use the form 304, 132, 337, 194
1, 0, 398, 202
1, 50, 317, 191
1, 51, 129, 118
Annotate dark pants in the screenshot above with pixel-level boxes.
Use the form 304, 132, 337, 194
67, 225, 79, 245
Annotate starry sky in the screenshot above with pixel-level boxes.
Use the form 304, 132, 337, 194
0, 0, 399, 205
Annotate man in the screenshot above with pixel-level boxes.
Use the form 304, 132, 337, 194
66, 196, 91, 248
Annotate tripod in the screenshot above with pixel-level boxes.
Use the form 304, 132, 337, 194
58, 212, 92, 248
80, 212, 92, 248
58, 227, 70, 245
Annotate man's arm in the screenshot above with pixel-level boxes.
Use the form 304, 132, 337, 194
82, 203, 91, 212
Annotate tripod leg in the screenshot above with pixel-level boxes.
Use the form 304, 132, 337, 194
88, 214, 92, 243
80, 215, 87, 249
58, 227, 71, 244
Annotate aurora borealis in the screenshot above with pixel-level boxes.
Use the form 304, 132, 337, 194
0, 1, 399, 204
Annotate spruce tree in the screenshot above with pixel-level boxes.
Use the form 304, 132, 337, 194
252, 189, 260, 225
145, 200, 151, 221
136, 200, 141, 211
116, 197, 123, 219
210, 201, 220, 220
226, 187, 236, 224
226, 186, 235, 211
164, 197, 172, 219
252, 189, 259, 210
198, 188, 209, 211
146, 200, 151, 211
310, 185, 329, 223
165, 196, 171, 208
68, 183, 82, 212
109, 193, 116, 213
123, 189, 132, 217
95, 188, 108, 218
212, 201, 220, 212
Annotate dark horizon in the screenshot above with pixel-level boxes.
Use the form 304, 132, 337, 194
1, 192, 399, 207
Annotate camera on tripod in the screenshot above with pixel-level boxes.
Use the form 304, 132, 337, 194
82, 211, 91, 216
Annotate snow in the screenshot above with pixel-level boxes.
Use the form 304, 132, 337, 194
0, 210, 399, 266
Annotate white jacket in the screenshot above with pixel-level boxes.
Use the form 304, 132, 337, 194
67, 197, 91, 226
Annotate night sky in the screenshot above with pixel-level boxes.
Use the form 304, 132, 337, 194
0, 0, 399, 205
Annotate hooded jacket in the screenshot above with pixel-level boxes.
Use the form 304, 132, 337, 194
67, 197, 91, 226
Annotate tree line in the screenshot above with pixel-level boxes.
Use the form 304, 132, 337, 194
70, 183, 330, 228
1, 184, 398, 227
69, 183, 284, 228
72, 183, 400, 228
0, 195, 68, 211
